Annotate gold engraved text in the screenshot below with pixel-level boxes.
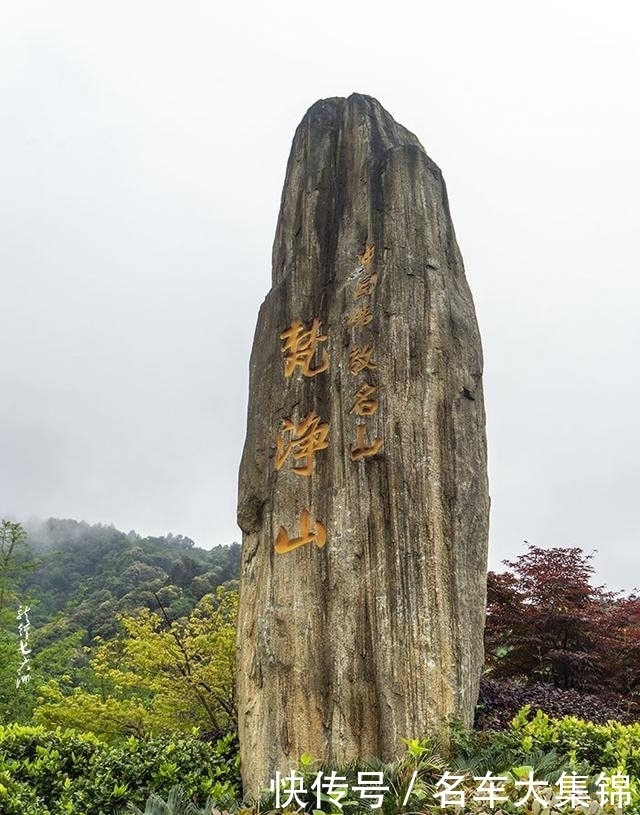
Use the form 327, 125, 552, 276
280, 318, 329, 378
349, 345, 377, 375
275, 509, 327, 554
350, 423, 383, 461
350, 383, 378, 416
275, 412, 329, 476
353, 272, 378, 300
345, 305, 373, 329
358, 244, 375, 267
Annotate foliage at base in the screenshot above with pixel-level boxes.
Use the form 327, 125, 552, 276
3, 709, 640, 814
0, 724, 239, 815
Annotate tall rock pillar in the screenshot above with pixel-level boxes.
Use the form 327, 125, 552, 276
236, 94, 490, 796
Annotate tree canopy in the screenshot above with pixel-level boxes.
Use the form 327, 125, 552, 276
0, 518, 240, 730
35, 586, 237, 740
485, 544, 640, 699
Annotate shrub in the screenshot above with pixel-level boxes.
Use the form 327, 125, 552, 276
0, 724, 239, 814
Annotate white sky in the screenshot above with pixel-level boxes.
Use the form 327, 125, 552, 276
1, 0, 638, 591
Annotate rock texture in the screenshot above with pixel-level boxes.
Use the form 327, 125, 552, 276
236, 93, 490, 796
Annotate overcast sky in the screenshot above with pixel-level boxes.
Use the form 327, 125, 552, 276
1, 1, 638, 591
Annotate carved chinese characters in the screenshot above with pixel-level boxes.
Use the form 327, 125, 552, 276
353, 272, 378, 300
350, 423, 383, 461
349, 345, 376, 374
345, 245, 383, 462
351, 383, 378, 416
272, 246, 385, 552
280, 318, 329, 377
345, 305, 373, 329
274, 509, 327, 554
274, 319, 330, 552
275, 412, 329, 476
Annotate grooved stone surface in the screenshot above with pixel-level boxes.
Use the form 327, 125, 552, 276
236, 94, 490, 796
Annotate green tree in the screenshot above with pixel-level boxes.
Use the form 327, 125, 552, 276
35, 587, 238, 739
0, 520, 36, 723
0, 520, 29, 612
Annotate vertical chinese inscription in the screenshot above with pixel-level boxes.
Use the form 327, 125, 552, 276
274, 318, 331, 553
345, 244, 383, 462
16, 605, 31, 688
271, 245, 385, 555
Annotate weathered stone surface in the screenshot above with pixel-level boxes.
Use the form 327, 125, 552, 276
236, 93, 489, 796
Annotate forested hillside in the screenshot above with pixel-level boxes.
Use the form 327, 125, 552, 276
0, 518, 240, 734
20, 518, 240, 637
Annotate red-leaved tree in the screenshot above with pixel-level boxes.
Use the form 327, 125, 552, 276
485, 545, 617, 691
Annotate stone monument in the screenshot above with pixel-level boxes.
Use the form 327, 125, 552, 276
236, 93, 490, 796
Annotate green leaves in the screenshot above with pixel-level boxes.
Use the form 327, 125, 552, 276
0, 724, 240, 814
0, 520, 29, 614
34, 588, 238, 739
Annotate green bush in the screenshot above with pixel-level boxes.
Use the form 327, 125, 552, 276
0, 724, 239, 814
509, 706, 640, 784
4, 710, 640, 814
449, 707, 640, 814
